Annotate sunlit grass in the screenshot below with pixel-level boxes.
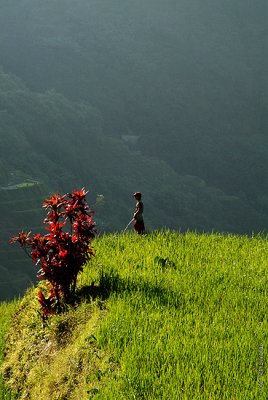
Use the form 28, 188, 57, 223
0, 301, 18, 399
81, 231, 268, 399
2, 231, 268, 399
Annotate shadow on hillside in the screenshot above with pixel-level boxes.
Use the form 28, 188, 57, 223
76, 283, 109, 302
76, 271, 183, 309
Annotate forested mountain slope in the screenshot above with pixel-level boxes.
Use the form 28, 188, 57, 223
0, 0, 267, 299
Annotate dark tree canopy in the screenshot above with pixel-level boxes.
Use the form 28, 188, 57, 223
0, 0, 266, 299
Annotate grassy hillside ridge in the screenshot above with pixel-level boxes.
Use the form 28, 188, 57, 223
1, 231, 268, 399
0, 301, 18, 399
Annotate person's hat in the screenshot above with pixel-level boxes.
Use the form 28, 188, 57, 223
133, 192, 142, 198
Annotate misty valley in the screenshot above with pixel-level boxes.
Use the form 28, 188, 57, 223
0, 0, 266, 301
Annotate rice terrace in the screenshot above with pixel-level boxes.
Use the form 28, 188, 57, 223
0, 0, 266, 398
1, 230, 267, 399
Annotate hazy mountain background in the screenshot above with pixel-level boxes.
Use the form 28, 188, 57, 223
0, 0, 267, 300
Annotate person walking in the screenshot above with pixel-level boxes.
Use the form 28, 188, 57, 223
133, 192, 145, 234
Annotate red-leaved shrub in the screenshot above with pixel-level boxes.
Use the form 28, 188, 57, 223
10, 188, 96, 316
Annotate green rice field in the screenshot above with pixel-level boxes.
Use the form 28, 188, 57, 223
1, 231, 268, 399
0, 301, 18, 400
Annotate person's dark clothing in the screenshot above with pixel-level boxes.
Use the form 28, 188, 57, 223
134, 219, 145, 234
133, 200, 145, 234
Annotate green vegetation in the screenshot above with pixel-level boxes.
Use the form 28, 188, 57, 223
1, 231, 267, 399
2, 69, 266, 301
0, 0, 267, 299
0, 301, 18, 399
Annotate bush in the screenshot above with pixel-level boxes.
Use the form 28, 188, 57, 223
10, 188, 96, 316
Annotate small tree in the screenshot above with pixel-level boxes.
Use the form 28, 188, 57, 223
10, 188, 96, 316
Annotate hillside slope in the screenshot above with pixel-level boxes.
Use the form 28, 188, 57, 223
0, 0, 267, 233
0, 301, 17, 400
1, 232, 267, 399
2, 69, 266, 300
